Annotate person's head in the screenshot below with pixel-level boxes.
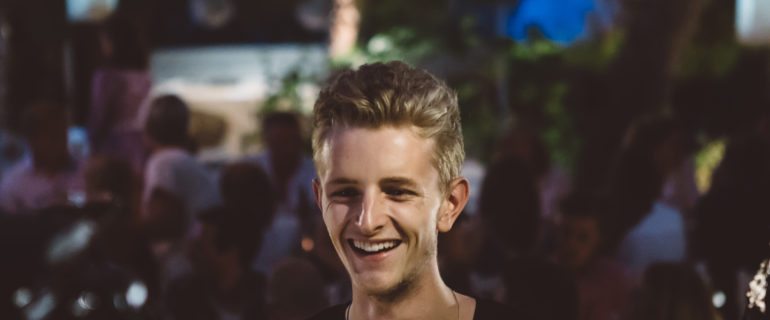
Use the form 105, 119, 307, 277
556, 193, 602, 270
261, 111, 303, 161
219, 161, 276, 230
100, 15, 149, 70
192, 208, 260, 277
21, 100, 70, 169
619, 116, 692, 179
604, 116, 694, 237
311, 61, 469, 297
498, 125, 550, 177
144, 95, 190, 149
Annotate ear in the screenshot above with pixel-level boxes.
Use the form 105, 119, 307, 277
312, 178, 323, 212
437, 178, 470, 233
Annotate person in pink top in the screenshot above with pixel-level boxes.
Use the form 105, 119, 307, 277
88, 16, 152, 174
555, 193, 632, 320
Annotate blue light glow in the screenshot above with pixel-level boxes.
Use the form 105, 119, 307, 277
506, 0, 599, 44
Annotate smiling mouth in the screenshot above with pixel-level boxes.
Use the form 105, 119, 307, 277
348, 239, 402, 255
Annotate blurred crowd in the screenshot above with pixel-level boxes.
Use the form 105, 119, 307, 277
1, 15, 770, 320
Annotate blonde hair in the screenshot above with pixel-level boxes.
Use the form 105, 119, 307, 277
312, 61, 464, 191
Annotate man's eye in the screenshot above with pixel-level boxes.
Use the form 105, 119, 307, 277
330, 188, 360, 198
384, 188, 415, 198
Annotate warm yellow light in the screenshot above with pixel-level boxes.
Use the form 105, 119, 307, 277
329, 0, 360, 58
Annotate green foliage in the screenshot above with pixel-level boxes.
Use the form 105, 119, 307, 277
241, 70, 318, 152
504, 30, 629, 171
695, 138, 726, 193
261, 71, 304, 114
332, 27, 443, 67
335, 3, 626, 170
541, 82, 580, 170
677, 0, 741, 78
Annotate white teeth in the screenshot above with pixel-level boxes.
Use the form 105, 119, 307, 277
352, 240, 399, 253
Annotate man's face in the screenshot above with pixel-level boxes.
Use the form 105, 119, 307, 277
191, 224, 237, 277
30, 121, 69, 167
557, 216, 600, 270
265, 124, 302, 160
314, 126, 451, 296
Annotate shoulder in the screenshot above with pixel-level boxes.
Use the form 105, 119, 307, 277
473, 299, 524, 319
248, 152, 271, 169
147, 148, 191, 167
154, 148, 190, 160
305, 303, 348, 320
1, 160, 33, 187
2, 160, 31, 178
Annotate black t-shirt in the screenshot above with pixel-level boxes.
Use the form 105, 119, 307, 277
307, 299, 520, 319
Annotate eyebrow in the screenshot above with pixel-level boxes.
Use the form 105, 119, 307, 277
379, 177, 419, 188
326, 177, 360, 186
325, 177, 420, 188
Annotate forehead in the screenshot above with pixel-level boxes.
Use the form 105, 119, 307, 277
317, 126, 438, 183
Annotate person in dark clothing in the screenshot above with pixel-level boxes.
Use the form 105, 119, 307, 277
165, 207, 267, 320
476, 155, 541, 279
480, 155, 541, 255
307, 61, 519, 320
601, 116, 693, 255
699, 108, 770, 320
630, 263, 720, 320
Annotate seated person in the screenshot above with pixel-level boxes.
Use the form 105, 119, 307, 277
268, 257, 329, 320
166, 207, 267, 320
248, 111, 318, 274
141, 95, 219, 242
218, 161, 276, 242
554, 193, 631, 320
0, 101, 84, 214
84, 155, 160, 302
631, 263, 720, 320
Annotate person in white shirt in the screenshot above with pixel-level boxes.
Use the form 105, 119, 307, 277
604, 117, 692, 280
0, 101, 84, 214
248, 112, 317, 274
141, 95, 219, 247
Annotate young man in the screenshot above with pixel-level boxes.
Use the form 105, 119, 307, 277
0, 101, 85, 214
309, 62, 517, 319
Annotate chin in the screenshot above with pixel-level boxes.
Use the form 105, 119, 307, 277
354, 270, 396, 291
354, 271, 411, 297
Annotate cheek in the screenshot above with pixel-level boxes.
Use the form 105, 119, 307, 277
391, 199, 441, 235
323, 202, 352, 232
322, 199, 368, 242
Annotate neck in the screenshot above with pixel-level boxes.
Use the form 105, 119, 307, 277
349, 262, 457, 320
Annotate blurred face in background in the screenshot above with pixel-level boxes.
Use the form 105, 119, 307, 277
654, 131, 688, 177
29, 115, 69, 170
191, 224, 238, 278
314, 126, 462, 296
557, 215, 601, 270
264, 123, 302, 162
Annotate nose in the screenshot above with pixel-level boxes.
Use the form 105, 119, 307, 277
356, 190, 387, 235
